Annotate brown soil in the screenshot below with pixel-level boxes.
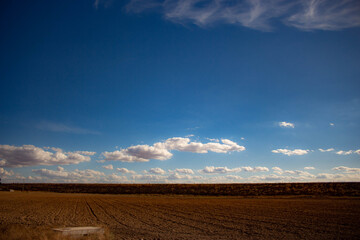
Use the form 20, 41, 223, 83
0, 192, 359, 239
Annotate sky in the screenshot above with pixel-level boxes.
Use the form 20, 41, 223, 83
0, 0, 360, 183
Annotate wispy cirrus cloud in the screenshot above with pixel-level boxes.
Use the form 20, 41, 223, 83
285, 0, 360, 31
37, 121, 100, 135
125, 0, 360, 31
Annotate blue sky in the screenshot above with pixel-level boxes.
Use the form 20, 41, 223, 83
0, 0, 360, 183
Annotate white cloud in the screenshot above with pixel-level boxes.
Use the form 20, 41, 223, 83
199, 166, 269, 174
304, 166, 315, 170
336, 150, 353, 155
336, 149, 360, 155
272, 148, 309, 156
279, 121, 295, 128
0, 167, 14, 177
330, 123, 335, 126
285, 0, 360, 31
102, 137, 245, 162
332, 166, 360, 173
0, 145, 92, 167
171, 168, 194, 174
75, 151, 96, 156
32, 167, 105, 182
102, 164, 113, 170
126, 0, 360, 31
102, 150, 150, 162
116, 168, 136, 174
104, 173, 128, 182
146, 167, 166, 175
319, 148, 334, 152
272, 166, 283, 174
206, 138, 219, 142
199, 166, 235, 174
132, 174, 167, 182
161, 137, 245, 154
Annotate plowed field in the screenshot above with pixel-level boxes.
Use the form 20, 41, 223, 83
0, 192, 359, 239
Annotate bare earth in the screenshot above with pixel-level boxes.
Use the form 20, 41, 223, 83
0, 192, 359, 239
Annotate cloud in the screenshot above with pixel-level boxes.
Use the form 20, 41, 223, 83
0, 167, 14, 177
104, 173, 128, 182
102, 137, 245, 162
330, 123, 335, 126
336, 149, 360, 155
318, 148, 334, 152
272, 166, 283, 174
272, 148, 309, 156
146, 167, 166, 175
116, 168, 136, 174
102, 164, 113, 170
32, 167, 105, 182
75, 151, 96, 156
37, 122, 100, 135
285, 0, 360, 31
126, 0, 360, 31
332, 166, 360, 173
206, 138, 219, 142
304, 166, 315, 170
199, 166, 269, 174
170, 168, 194, 174
279, 121, 295, 128
271, 167, 314, 176
0, 145, 92, 167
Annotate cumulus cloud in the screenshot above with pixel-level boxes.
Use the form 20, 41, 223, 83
272, 166, 283, 174
32, 167, 105, 182
304, 166, 315, 170
102, 164, 113, 170
319, 148, 334, 152
125, 0, 360, 31
104, 173, 128, 182
279, 121, 295, 128
336, 149, 360, 155
102, 137, 245, 162
272, 148, 309, 156
145, 167, 166, 175
75, 151, 96, 156
0, 145, 92, 167
332, 166, 360, 173
199, 166, 269, 174
116, 168, 136, 174
0, 167, 14, 177
170, 168, 194, 174
271, 167, 313, 176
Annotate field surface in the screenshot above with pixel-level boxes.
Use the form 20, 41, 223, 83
1, 192, 360, 239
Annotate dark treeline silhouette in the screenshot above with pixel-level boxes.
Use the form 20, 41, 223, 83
1, 182, 360, 196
